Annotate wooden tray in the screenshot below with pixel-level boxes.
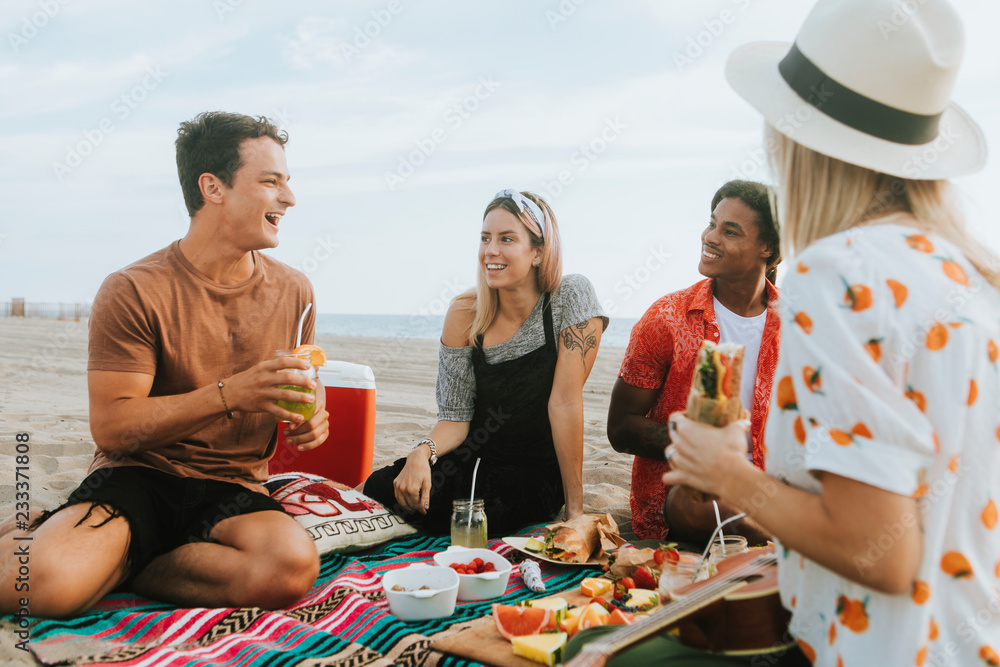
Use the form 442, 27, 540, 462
429, 587, 596, 666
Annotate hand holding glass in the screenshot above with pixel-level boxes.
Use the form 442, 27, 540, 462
275, 349, 317, 422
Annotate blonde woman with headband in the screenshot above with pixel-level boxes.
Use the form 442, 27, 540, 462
645, 1, 1000, 665
363, 190, 607, 536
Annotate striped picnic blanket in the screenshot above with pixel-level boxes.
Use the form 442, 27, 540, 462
25, 528, 597, 666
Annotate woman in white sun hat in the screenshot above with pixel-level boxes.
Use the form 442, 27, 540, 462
657, 0, 1000, 665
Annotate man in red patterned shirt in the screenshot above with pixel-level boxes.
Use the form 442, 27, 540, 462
608, 181, 780, 542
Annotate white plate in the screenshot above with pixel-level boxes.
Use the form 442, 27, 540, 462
502, 537, 607, 566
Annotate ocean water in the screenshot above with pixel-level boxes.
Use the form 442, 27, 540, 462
316, 313, 638, 348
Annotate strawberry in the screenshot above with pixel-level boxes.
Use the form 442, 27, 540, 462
590, 597, 609, 610
653, 544, 680, 567
613, 577, 635, 600
633, 566, 658, 590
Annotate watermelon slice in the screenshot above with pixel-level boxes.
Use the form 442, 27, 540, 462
492, 603, 555, 640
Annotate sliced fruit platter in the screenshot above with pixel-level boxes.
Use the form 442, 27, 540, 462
488, 544, 684, 665
492, 595, 640, 666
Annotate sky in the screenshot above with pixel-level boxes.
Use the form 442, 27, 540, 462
3, 0, 1000, 318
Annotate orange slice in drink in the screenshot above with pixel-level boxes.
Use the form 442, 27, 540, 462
291, 344, 327, 367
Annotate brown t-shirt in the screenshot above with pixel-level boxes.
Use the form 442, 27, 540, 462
87, 241, 316, 492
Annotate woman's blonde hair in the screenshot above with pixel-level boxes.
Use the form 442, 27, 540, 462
460, 191, 563, 345
768, 127, 1000, 291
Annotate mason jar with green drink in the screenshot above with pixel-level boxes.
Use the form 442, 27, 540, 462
275, 348, 318, 422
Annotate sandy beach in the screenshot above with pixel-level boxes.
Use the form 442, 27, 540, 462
0, 317, 634, 665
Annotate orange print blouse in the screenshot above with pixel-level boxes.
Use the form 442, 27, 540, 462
766, 220, 1000, 666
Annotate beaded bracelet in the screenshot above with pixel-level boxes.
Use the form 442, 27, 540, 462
217, 380, 234, 419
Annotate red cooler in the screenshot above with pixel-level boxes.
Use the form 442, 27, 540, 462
270, 360, 377, 487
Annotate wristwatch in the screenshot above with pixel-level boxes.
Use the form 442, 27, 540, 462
414, 437, 438, 466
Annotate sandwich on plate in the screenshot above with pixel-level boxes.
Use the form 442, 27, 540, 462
525, 514, 625, 564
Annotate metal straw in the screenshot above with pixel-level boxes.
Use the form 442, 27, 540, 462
294, 303, 313, 348
712, 500, 726, 557
467, 457, 482, 529
695, 512, 747, 582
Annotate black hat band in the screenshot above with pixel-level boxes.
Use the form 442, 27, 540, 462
778, 42, 942, 146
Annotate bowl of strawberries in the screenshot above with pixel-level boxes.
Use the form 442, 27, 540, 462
433, 546, 513, 601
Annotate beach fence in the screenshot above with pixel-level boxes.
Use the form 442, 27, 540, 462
2, 298, 90, 320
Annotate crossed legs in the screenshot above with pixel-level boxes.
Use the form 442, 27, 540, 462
132, 510, 318, 609
0, 504, 318, 619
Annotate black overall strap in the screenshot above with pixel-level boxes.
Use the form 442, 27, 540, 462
541, 292, 555, 351
475, 292, 553, 351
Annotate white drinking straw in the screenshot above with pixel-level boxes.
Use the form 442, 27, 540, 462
294, 303, 313, 348
467, 457, 482, 529
712, 500, 726, 557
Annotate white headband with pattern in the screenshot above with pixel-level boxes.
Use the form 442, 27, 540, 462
494, 189, 545, 241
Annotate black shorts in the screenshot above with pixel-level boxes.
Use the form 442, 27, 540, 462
35, 466, 283, 579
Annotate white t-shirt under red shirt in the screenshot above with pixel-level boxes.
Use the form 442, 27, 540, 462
714, 295, 766, 456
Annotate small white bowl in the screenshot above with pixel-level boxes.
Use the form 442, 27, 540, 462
382, 564, 459, 621
432, 546, 513, 601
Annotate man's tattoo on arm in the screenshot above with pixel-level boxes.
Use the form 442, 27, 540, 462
562, 321, 598, 368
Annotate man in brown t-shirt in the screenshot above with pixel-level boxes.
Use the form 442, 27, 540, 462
0, 112, 330, 618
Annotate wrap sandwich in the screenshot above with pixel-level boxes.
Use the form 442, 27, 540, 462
685, 340, 747, 426
526, 513, 625, 564
677, 340, 748, 502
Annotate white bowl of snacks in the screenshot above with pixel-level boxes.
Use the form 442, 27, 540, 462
382, 563, 459, 621
433, 546, 513, 601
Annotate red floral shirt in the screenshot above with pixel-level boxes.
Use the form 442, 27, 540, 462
619, 278, 780, 539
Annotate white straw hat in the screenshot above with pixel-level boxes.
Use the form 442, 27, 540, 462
726, 0, 986, 180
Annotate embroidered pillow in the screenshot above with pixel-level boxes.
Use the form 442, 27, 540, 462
266, 472, 417, 554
